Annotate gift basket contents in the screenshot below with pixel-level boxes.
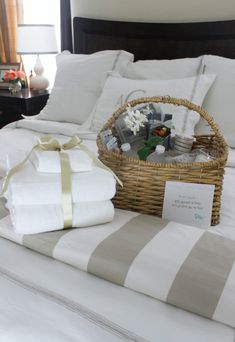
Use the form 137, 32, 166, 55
97, 96, 228, 226
100, 102, 216, 164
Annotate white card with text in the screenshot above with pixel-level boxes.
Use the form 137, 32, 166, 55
162, 181, 215, 227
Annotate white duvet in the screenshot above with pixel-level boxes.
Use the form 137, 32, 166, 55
0, 119, 234, 342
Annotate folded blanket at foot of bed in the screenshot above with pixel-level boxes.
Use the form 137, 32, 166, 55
0, 203, 234, 329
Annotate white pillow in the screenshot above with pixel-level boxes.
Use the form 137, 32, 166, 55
195, 57, 235, 147
37, 50, 134, 125
56, 50, 75, 65
90, 73, 216, 135
123, 56, 203, 80
203, 54, 235, 64
56, 50, 127, 66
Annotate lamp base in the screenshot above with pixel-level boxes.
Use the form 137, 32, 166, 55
30, 75, 49, 90
30, 55, 49, 90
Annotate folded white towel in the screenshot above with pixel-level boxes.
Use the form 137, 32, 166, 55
6, 157, 116, 205
30, 149, 93, 173
8, 200, 114, 234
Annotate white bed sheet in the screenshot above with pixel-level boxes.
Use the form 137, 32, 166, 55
0, 123, 234, 341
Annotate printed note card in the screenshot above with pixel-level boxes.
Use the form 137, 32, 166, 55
162, 181, 215, 227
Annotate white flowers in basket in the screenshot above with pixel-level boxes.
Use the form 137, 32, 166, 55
124, 105, 148, 135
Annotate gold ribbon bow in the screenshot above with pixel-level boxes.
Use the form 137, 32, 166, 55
0, 135, 122, 229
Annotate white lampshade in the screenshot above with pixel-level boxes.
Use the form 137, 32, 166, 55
17, 24, 58, 55
17, 24, 58, 90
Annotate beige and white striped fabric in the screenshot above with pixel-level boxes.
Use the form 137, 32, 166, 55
0, 199, 234, 328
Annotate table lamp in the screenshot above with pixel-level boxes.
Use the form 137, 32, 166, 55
17, 24, 58, 90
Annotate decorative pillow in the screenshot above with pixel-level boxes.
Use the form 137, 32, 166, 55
195, 56, 235, 148
90, 73, 216, 135
37, 50, 134, 125
123, 56, 203, 80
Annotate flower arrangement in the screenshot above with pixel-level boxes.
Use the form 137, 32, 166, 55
3, 69, 25, 84
2, 69, 26, 93
124, 104, 148, 135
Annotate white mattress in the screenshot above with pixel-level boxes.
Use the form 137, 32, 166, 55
0, 123, 234, 341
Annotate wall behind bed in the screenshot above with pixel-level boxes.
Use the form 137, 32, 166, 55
70, 0, 235, 23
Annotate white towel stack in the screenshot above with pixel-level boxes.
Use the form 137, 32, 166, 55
5, 152, 116, 234
30, 149, 93, 173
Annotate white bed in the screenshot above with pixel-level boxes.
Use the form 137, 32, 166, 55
0, 122, 234, 342
0, 17, 235, 342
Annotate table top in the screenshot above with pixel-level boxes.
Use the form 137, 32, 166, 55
0, 88, 50, 99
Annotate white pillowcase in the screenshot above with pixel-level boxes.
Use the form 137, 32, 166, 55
56, 49, 127, 66
90, 73, 216, 135
195, 56, 235, 147
37, 50, 134, 125
123, 56, 203, 80
203, 54, 235, 64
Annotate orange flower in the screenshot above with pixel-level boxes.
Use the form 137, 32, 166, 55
3, 69, 25, 83
17, 70, 25, 80
4, 70, 17, 81
3, 71, 11, 82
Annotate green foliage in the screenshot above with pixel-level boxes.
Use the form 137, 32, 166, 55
137, 136, 163, 161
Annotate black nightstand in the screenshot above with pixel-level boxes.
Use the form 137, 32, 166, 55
0, 88, 50, 128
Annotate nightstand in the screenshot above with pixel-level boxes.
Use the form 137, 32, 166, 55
0, 88, 50, 128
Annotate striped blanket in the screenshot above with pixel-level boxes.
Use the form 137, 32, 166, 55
0, 199, 234, 328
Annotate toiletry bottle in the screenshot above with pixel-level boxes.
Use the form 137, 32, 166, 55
147, 145, 166, 163
29, 70, 33, 88
121, 143, 138, 158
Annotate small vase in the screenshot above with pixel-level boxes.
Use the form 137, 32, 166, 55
9, 81, 22, 94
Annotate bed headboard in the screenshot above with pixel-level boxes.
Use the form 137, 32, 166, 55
73, 17, 235, 60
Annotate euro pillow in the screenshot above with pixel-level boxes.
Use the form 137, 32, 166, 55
90, 73, 216, 135
202, 54, 235, 64
56, 49, 125, 66
195, 56, 235, 147
37, 50, 134, 125
123, 56, 203, 80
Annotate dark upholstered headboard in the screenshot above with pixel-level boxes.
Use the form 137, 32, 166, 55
73, 17, 235, 60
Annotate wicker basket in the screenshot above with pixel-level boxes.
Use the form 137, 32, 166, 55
97, 96, 228, 225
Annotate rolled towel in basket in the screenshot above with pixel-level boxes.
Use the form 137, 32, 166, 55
8, 200, 114, 234
30, 149, 93, 173
6, 156, 116, 205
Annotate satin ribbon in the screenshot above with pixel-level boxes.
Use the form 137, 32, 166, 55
0, 135, 122, 229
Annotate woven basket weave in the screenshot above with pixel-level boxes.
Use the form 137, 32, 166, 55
97, 96, 228, 225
